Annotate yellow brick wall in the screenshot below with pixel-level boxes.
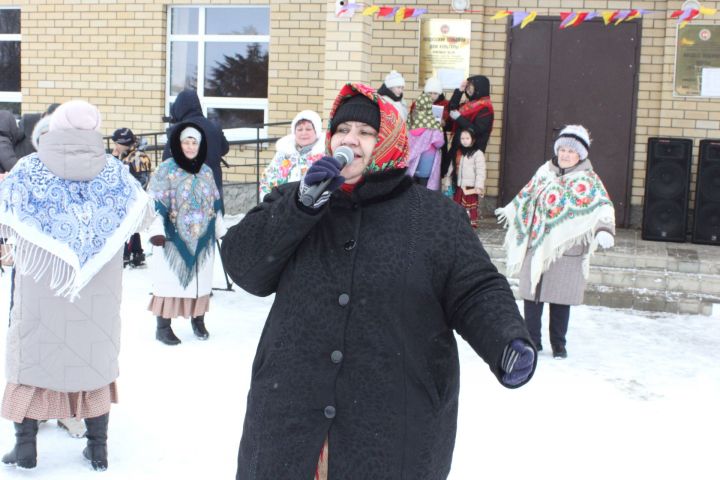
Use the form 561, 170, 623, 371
5, 0, 720, 210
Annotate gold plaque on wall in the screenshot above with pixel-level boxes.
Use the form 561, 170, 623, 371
674, 25, 720, 97
419, 19, 471, 90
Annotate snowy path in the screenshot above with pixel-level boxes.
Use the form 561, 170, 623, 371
0, 252, 718, 479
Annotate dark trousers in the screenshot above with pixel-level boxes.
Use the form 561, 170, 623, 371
124, 233, 143, 258
523, 300, 570, 349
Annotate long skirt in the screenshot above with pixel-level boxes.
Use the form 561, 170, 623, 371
2, 382, 118, 423
453, 189, 480, 228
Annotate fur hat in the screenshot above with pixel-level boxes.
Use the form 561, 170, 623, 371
423, 77, 443, 94
330, 94, 380, 133
554, 124, 591, 160
180, 126, 202, 143
384, 70, 405, 89
49, 100, 102, 132
112, 127, 136, 146
291, 110, 323, 138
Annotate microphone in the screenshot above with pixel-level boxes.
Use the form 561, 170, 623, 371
299, 146, 354, 207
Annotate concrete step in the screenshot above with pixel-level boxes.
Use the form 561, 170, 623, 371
491, 256, 720, 316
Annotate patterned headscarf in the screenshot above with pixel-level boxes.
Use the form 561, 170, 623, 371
408, 93, 441, 130
327, 83, 408, 174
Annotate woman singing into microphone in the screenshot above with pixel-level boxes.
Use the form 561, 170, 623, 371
221, 83, 536, 480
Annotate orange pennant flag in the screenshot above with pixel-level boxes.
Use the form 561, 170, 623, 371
403, 8, 415, 19
395, 7, 406, 23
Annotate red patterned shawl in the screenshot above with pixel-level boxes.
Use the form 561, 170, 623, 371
326, 83, 408, 174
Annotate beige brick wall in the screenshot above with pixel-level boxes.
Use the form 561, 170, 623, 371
6, 0, 720, 206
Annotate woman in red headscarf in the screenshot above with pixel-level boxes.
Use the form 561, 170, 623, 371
221, 83, 535, 480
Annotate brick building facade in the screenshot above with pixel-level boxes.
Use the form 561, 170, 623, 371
1, 0, 719, 224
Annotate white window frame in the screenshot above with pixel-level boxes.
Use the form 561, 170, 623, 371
165, 5, 270, 141
0, 7, 21, 109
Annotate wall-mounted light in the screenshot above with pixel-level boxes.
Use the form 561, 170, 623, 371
451, 0, 469, 13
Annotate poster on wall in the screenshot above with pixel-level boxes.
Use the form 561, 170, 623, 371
674, 25, 720, 96
419, 19, 471, 90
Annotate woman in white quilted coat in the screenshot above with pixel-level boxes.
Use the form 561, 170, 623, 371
0, 100, 153, 471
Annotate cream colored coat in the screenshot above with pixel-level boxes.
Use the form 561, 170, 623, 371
444, 149, 487, 190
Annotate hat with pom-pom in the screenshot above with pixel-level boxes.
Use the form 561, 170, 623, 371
423, 77, 443, 94
553, 124, 591, 160
384, 70, 405, 89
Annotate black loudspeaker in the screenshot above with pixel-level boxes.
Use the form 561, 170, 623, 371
691, 139, 720, 245
642, 138, 693, 242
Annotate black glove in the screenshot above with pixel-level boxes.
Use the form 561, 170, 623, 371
298, 156, 345, 209
500, 339, 535, 387
149, 235, 166, 247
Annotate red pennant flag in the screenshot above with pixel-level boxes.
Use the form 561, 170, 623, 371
403, 7, 414, 19
573, 12, 588, 26
559, 11, 571, 21
670, 9, 683, 18
378, 7, 394, 17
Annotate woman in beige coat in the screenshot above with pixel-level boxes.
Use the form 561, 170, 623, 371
496, 125, 615, 358
0, 101, 153, 470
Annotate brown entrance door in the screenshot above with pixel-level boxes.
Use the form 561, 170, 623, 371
500, 18, 639, 226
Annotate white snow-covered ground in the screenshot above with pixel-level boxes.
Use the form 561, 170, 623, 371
0, 248, 718, 480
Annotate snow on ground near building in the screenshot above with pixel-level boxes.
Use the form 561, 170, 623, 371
0, 248, 718, 480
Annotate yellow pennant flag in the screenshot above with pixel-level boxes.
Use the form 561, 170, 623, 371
521, 11, 537, 29
601, 11, 616, 25
700, 7, 718, 15
395, 7, 406, 23
679, 20, 689, 29
362, 5, 379, 16
491, 10, 512, 20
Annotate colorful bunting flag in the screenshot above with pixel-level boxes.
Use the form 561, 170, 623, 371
602, 10, 618, 25
491, 10, 512, 20
394, 7, 405, 23
521, 11, 537, 29
511, 11, 528, 28
377, 6, 395, 18
362, 5, 379, 16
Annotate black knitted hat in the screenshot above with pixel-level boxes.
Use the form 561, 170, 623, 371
112, 127, 136, 146
330, 94, 380, 133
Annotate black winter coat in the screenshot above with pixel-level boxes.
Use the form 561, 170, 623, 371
0, 110, 19, 173
162, 90, 229, 203
443, 76, 494, 177
221, 169, 533, 480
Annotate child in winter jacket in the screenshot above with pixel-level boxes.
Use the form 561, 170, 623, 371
443, 128, 486, 228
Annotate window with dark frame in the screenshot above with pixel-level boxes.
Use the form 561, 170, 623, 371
0, 7, 21, 116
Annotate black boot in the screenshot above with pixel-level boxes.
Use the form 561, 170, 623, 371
191, 315, 209, 340
2, 417, 39, 468
156, 316, 181, 345
83, 413, 109, 471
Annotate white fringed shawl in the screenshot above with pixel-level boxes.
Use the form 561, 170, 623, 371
0, 154, 153, 299
495, 160, 615, 295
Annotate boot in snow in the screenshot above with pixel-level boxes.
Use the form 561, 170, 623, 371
83, 413, 109, 471
191, 315, 209, 340
2, 417, 38, 468
156, 316, 181, 345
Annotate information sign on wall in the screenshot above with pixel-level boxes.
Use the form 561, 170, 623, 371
419, 19, 471, 90
674, 25, 720, 97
